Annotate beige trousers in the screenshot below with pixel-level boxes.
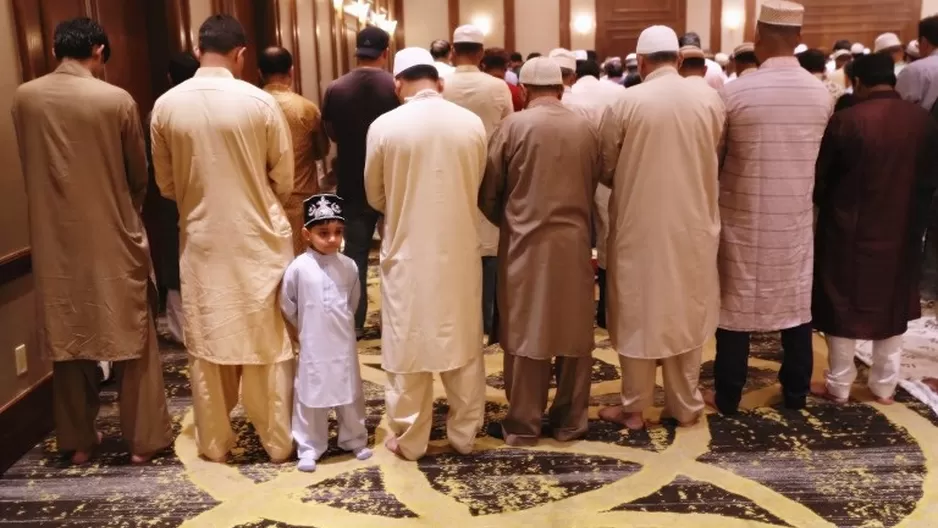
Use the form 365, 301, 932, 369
619, 347, 704, 424
825, 334, 903, 400
501, 353, 592, 446
53, 316, 173, 455
384, 353, 486, 460
188, 355, 295, 462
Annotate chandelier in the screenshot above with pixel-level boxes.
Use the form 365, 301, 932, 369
333, 0, 398, 34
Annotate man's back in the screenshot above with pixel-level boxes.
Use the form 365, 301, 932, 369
443, 66, 513, 137
897, 54, 938, 109
322, 68, 398, 205
266, 85, 328, 197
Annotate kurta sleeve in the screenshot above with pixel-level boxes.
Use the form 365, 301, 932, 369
348, 261, 361, 315
321, 86, 337, 142
280, 263, 299, 328
267, 105, 295, 201
814, 116, 840, 206
598, 105, 622, 187
498, 83, 514, 120
121, 98, 149, 212
479, 123, 509, 225
896, 67, 922, 105
364, 126, 386, 213
309, 105, 330, 161
150, 107, 175, 201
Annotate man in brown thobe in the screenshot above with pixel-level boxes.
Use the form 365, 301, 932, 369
479, 57, 600, 446
11, 18, 172, 465
260, 46, 330, 256
813, 54, 938, 404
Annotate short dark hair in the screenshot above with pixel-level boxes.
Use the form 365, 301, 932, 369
453, 42, 484, 56
735, 51, 758, 65
53, 17, 110, 62
852, 53, 897, 88
679, 32, 702, 48
168, 51, 199, 85
198, 14, 247, 54
624, 72, 642, 88
510, 52, 523, 62
396, 64, 440, 82
832, 39, 852, 52
604, 60, 624, 78
259, 46, 293, 76
586, 50, 598, 61
644, 51, 679, 65
576, 59, 601, 79
526, 52, 541, 60
796, 48, 826, 74
682, 57, 706, 70
844, 60, 856, 82
481, 48, 508, 70
921, 15, 938, 48
430, 39, 451, 60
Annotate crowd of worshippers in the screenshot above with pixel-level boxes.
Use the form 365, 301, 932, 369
12, 0, 938, 470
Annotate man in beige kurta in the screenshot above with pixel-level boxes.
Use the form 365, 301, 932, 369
261, 47, 330, 256
598, 25, 725, 430
150, 15, 295, 463
479, 58, 600, 446
366, 48, 488, 461
11, 18, 172, 465
442, 24, 513, 338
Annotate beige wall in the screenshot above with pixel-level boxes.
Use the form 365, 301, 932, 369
515, 0, 559, 55
403, 0, 449, 47
925, 0, 938, 16
189, 0, 213, 47
461, 0, 505, 48
687, 0, 712, 50
0, 0, 47, 409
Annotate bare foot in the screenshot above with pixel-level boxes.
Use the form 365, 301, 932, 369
678, 416, 701, 428
874, 395, 895, 405
70, 450, 92, 465
810, 382, 848, 404
702, 389, 718, 410
131, 453, 155, 464
598, 406, 645, 430
384, 436, 407, 460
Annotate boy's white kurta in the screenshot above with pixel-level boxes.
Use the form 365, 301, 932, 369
364, 89, 487, 374
281, 250, 363, 408
603, 67, 726, 360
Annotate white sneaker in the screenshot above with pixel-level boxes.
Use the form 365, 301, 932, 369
297, 457, 317, 472
353, 447, 373, 461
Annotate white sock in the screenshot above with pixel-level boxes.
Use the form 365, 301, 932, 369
354, 447, 373, 461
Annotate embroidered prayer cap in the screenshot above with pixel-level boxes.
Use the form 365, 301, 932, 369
794, 43, 808, 54
519, 57, 563, 86
680, 45, 705, 60
548, 48, 576, 71
636, 25, 679, 55
715, 52, 730, 66
304, 194, 345, 227
574, 50, 588, 60
733, 42, 755, 57
850, 42, 865, 54
393, 47, 435, 77
832, 49, 851, 59
453, 24, 484, 44
908, 40, 921, 58
757, 0, 805, 27
874, 32, 902, 53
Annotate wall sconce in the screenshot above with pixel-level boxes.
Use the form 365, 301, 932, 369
471, 15, 492, 36
723, 8, 743, 31
333, 0, 343, 11
572, 14, 594, 35
340, 0, 370, 23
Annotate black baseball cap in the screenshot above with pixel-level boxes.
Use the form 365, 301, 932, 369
356, 26, 390, 59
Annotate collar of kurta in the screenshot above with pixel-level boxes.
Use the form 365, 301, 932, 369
264, 82, 293, 94
864, 90, 901, 101
760, 56, 800, 70
740, 67, 758, 77
527, 97, 563, 109
643, 66, 678, 83
575, 76, 599, 88
405, 89, 441, 103
54, 61, 93, 78
194, 67, 235, 79
454, 65, 481, 73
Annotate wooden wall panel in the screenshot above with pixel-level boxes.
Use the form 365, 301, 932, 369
560, 0, 571, 49
94, 0, 156, 114
798, 0, 923, 51
449, 0, 460, 38
710, 0, 723, 54
744, 0, 756, 43
146, 0, 192, 101
594, 0, 686, 59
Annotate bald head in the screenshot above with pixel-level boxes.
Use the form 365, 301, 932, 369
259, 46, 293, 79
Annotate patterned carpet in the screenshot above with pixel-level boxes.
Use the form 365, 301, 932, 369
1, 267, 938, 527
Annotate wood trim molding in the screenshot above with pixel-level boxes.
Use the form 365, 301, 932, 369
744, 0, 756, 43
504, 0, 515, 52
288, 0, 303, 94
393, 0, 405, 50
559, 0, 570, 50
328, 0, 339, 79
0, 248, 32, 288
710, 0, 723, 53
448, 0, 459, 38
168, 0, 193, 53
0, 373, 53, 475
12, 0, 49, 82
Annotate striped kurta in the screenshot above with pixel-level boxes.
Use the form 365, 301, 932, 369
718, 57, 833, 332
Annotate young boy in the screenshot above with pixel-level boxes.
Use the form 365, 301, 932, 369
281, 193, 373, 472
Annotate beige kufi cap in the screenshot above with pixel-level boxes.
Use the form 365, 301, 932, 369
758, 0, 804, 27
548, 48, 577, 70
874, 32, 902, 53
453, 24, 484, 44
636, 25, 679, 55
850, 42, 865, 54
832, 49, 851, 59
733, 42, 755, 57
393, 47, 435, 77
680, 45, 705, 60
625, 53, 638, 66
908, 40, 921, 58
715, 52, 730, 66
519, 57, 563, 86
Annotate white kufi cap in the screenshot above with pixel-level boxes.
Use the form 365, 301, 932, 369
636, 25, 679, 55
758, 0, 805, 27
548, 48, 577, 70
908, 40, 921, 58
453, 24, 484, 44
393, 47, 435, 77
874, 32, 902, 53
850, 43, 865, 54
794, 43, 808, 54
715, 52, 730, 66
574, 50, 588, 60
519, 57, 563, 86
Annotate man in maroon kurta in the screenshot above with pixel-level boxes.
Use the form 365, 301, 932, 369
813, 53, 938, 404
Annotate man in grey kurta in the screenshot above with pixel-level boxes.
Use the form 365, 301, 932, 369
479, 58, 600, 446
11, 18, 172, 465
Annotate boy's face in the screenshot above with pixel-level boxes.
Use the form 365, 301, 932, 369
303, 221, 344, 254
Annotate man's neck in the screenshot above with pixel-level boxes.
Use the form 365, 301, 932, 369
399, 80, 439, 99
868, 85, 894, 94
59, 57, 95, 72
452, 55, 479, 67
357, 59, 384, 69
264, 74, 292, 88
200, 53, 237, 74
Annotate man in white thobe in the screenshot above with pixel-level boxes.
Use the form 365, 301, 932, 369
365, 48, 488, 461
598, 25, 725, 431
151, 15, 296, 463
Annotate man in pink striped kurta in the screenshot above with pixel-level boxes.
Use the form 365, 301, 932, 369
707, 0, 833, 415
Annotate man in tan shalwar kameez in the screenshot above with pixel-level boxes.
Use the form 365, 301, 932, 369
12, 18, 172, 465
598, 25, 726, 431
260, 46, 330, 256
150, 15, 295, 463
479, 58, 600, 446
365, 48, 488, 461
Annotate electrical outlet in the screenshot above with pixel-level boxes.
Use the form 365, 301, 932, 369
14, 345, 27, 376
